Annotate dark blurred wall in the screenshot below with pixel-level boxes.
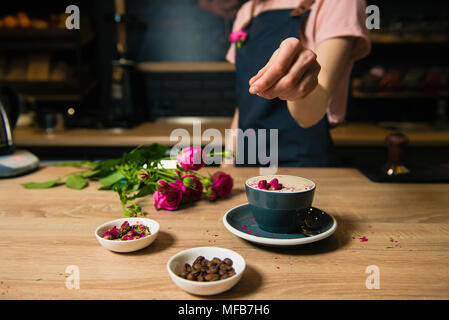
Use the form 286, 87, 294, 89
127, 0, 231, 62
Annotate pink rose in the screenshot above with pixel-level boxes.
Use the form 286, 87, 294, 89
180, 174, 203, 202
153, 180, 183, 211
176, 147, 206, 171
211, 171, 233, 197
205, 188, 217, 201
229, 30, 247, 43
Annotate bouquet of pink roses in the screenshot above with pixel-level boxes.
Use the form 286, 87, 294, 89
145, 146, 234, 211
22, 144, 234, 216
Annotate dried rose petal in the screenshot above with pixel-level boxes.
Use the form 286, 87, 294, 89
271, 183, 283, 190
120, 221, 130, 230
257, 180, 268, 189
103, 231, 114, 240
108, 226, 119, 238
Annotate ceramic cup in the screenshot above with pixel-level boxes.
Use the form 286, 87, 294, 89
245, 175, 316, 233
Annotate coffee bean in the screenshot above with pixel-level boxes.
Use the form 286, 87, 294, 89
205, 273, 220, 281
219, 263, 230, 270
178, 256, 236, 282
193, 257, 203, 266
223, 258, 233, 266
192, 270, 200, 277
207, 266, 218, 274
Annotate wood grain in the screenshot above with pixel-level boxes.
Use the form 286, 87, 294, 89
0, 167, 448, 299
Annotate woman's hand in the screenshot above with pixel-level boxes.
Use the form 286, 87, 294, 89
248, 37, 321, 101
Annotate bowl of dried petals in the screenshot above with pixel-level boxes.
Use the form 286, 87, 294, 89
95, 218, 159, 253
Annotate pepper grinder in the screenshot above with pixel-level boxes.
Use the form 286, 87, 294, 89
383, 133, 410, 176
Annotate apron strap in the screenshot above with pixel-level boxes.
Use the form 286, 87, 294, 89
241, 0, 315, 29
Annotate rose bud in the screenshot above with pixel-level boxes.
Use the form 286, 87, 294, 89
153, 180, 183, 211
180, 174, 203, 202
176, 146, 205, 171
205, 188, 217, 201
211, 171, 233, 197
108, 226, 119, 239
258, 180, 268, 189
103, 231, 114, 240
271, 183, 283, 190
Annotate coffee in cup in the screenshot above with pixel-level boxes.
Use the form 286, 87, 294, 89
245, 175, 316, 233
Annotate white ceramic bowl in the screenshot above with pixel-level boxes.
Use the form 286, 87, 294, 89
167, 247, 246, 296
95, 217, 159, 253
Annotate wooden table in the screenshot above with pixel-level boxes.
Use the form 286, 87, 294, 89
1, 166, 448, 299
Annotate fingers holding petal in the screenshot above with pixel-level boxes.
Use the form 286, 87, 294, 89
250, 39, 300, 93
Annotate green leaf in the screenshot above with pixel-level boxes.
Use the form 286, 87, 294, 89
22, 178, 62, 189
65, 175, 88, 190
55, 161, 97, 167
80, 169, 101, 179
99, 172, 125, 187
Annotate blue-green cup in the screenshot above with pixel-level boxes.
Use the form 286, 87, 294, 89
245, 175, 316, 233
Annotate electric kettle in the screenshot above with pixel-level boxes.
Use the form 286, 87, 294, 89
0, 85, 39, 177
0, 85, 19, 156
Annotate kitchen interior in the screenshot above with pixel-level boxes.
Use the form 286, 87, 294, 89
0, 0, 448, 179
1, 0, 449, 302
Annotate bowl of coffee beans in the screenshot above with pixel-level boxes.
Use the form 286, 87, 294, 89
167, 247, 246, 296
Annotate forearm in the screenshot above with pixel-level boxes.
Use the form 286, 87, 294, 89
287, 83, 329, 128
287, 37, 355, 128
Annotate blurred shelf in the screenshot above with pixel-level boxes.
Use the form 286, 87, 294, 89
370, 33, 449, 45
14, 121, 449, 148
136, 62, 236, 73
0, 28, 95, 50
352, 89, 449, 99
6, 78, 99, 102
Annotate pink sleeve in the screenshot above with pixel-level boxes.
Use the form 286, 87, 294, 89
310, 0, 371, 60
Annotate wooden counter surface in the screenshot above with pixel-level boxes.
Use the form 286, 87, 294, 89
1, 166, 448, 299
14, 119, 449, 148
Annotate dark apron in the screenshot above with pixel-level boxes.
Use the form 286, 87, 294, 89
235, 9, 336, 167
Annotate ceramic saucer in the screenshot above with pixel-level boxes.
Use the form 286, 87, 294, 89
222, 203, 337, 247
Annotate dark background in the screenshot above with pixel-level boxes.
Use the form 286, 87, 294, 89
1, 0, 448, 172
